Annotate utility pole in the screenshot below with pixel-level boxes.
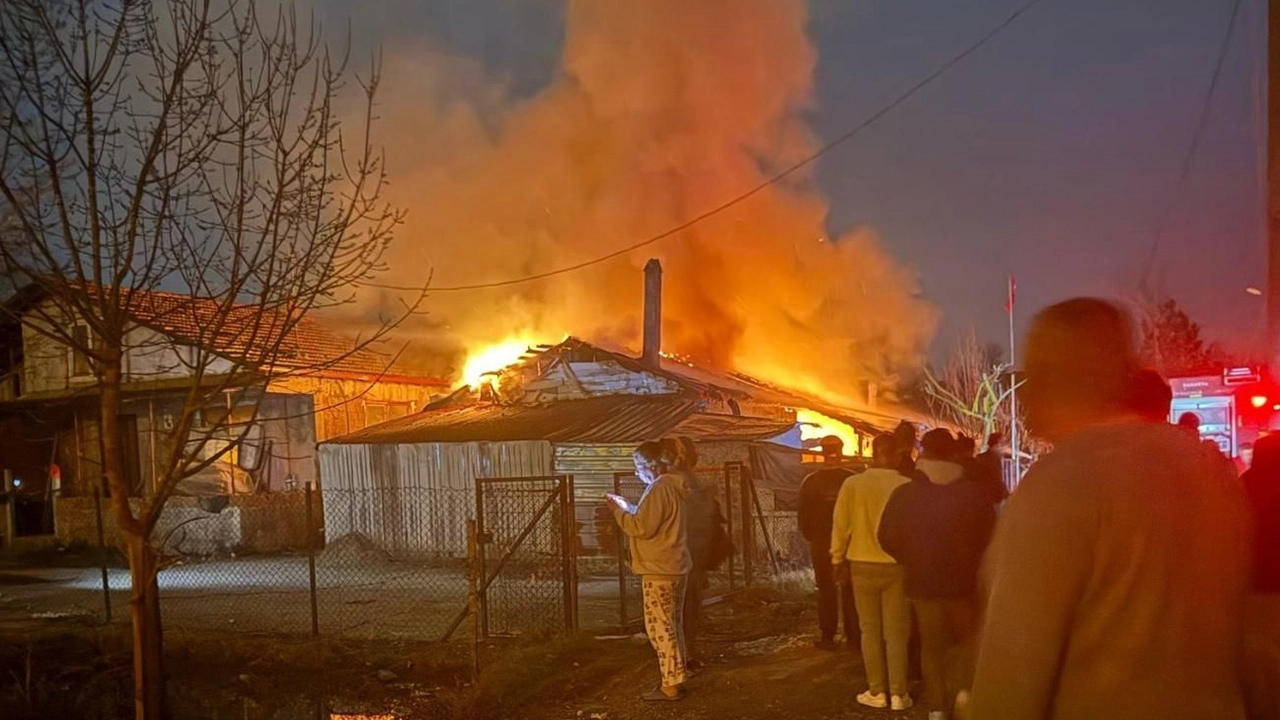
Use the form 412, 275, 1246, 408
1007, 275, 1021, 482
1267, 0, 1280, 370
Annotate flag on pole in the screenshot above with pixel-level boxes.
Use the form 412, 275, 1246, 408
1004, 274, 1017, 314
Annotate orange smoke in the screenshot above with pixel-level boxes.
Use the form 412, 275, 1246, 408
359, 0, 937, 396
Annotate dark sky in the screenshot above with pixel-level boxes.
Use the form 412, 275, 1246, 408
321, 0, 1265, 360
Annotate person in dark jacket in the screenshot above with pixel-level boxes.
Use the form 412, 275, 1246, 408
668, 436, 725, 666
1242, 433, 1280, 594
1239, 436, 1280, 720
973, 433, 1008, 505
880, 429, 995, 719
798, 435, 857, 649
1177, 411, 1201, 437
1129, 368, 1173, 423
893, 421, 918, 476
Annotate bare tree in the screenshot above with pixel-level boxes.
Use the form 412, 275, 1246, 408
0, 1, 419, 716
924, 327, 1024, 449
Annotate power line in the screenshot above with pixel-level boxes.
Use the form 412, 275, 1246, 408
1141, 0, 1243, 286
368, 0, 1051, 294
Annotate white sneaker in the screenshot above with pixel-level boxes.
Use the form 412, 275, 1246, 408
891, 693, 914, 710
928, 711, 948, 720
856, 690, 888, 708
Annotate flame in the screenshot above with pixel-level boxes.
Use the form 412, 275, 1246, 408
461, 337, 539, 389
797, 408, 863, 457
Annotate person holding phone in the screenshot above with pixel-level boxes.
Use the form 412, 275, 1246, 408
609, 439, 692, 702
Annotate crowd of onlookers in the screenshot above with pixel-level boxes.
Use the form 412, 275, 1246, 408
798, 297, 1279, 720
607, 296, 1279, 719
800, 423, 1001, 715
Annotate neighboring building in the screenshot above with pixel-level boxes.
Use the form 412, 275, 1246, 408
0, 285, 447, 554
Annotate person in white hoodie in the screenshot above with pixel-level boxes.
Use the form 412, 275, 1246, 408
608, 439, 692, 702
831, 433, 913, 711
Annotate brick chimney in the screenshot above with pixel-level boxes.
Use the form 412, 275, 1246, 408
642, 259, 662, 368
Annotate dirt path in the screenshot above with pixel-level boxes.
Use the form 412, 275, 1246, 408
487, 589, 929, 720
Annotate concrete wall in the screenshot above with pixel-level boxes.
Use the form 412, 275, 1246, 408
54, 491, 316, 556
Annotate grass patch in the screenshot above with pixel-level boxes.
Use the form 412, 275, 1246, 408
462, 632, 648, 719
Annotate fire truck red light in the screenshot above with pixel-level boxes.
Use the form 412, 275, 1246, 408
1251, 395, 1268, 408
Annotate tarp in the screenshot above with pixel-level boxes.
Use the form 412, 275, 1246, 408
748, 442, 866, 511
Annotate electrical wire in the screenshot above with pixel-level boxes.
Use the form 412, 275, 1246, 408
365, 0, 1051, 294
1141, 0, 1244, 286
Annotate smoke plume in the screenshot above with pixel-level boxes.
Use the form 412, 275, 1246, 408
358, 0, 937, 400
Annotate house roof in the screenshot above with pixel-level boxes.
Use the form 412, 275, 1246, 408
510, 338, 906, 435
9, 283, 446, 385
324, 393, 794, 445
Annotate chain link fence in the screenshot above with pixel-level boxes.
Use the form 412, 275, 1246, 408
48, 465, 797, 642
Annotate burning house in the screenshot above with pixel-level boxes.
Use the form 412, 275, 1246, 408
0, 285, 447, 554
319, 260, 925, 557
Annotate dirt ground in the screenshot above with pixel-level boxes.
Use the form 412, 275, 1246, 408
0, 585, 930, 720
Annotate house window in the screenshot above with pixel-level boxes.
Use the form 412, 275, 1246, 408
364, 401, 410, 429
365, 403, 388, 427
70, 324, 94, 378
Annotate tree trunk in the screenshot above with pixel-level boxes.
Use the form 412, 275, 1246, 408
126, 535, 166, 720
100, 352, 167, 719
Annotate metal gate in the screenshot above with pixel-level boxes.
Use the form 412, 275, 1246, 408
474, 475, 578, 637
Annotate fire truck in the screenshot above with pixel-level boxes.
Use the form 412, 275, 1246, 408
1168, 366, 1278, 459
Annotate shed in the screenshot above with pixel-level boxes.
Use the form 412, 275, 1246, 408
318, 393, 793, 556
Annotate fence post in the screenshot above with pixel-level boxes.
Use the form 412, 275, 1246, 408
561, 475, 578, 631
92, 486, 112, 623
748, 471, 781, 575
722, 468, 736, 591
474, 480, 489, 639
739, 470, 753, 586
466, 518, 480, 682
305, 482, 319, 638
613, 473, 629, 630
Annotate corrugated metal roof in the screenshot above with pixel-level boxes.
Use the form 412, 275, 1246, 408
325, 394, 794, 446
670, 412, 794, 442
326, 394, 697, 445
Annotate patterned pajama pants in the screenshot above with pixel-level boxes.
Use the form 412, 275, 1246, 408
642, 575, 689, 688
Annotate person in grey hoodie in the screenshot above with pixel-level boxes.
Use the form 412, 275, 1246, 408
608, 440, 692, 702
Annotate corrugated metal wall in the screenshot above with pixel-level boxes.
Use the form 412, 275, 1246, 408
318, 440, 553, 557
554, 444, 633, 557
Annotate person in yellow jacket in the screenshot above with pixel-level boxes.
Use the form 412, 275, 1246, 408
831, 433, 913, 711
